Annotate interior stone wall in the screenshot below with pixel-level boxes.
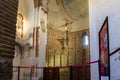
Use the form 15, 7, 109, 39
69, 29, 90, 64
46, 27, 90, 80
46, 27, 65, 66
0, 0, 18, 80
46, 27, 90, 67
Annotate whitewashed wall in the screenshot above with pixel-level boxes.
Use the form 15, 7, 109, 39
13, 0, 47, 80
13, 0, 30, 80
89, 0, 120, 80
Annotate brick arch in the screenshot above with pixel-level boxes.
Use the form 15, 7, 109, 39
0, 0, 18, 79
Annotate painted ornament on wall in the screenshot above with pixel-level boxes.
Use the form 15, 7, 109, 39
33, 0, 41, 8
16, 13, 24, 40
61, 0, 87, 21
40, 19, 46, 33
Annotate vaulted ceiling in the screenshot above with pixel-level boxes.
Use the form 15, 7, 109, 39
19, 0, 89, 32
48, 0, 89, 31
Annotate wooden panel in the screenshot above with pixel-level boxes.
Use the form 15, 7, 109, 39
43, 67, 59, 80
72, 66, 90, 80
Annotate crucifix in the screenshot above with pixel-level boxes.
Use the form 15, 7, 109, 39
57, 38, 66, 50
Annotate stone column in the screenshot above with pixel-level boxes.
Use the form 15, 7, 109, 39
0, 0, 18, 80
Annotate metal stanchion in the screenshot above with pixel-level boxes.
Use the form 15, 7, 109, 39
69, 66, 73, 80
18, 66, 20, 80
98, 59, 101, 80
30, 68, 33, 80
43, 67, 46, 80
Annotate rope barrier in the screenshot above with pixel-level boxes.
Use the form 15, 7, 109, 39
72, 60, 99, 67
109, 47, 120, 56
13, 60, 99, 80
12, 47, 120, 80
13, 47, 120, 69
13, 65, 45, 69
13, 60, 99, 69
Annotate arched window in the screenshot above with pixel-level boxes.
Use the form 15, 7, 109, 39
82, 32, 89, 49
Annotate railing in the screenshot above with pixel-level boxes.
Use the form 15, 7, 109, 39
12, 48, 120, 80
109, 47, 120, 80
12, 60, 98, 80
109, 48, 120, 56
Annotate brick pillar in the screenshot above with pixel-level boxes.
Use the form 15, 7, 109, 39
0, 0, 18, 80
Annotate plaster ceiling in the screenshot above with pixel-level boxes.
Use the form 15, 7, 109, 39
20, 0, 89, 31
48, 0, 89, 31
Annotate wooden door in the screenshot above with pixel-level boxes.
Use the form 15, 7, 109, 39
43, 67, 59, 80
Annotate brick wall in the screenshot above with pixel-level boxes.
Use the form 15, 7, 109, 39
0, 0, 18, 80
